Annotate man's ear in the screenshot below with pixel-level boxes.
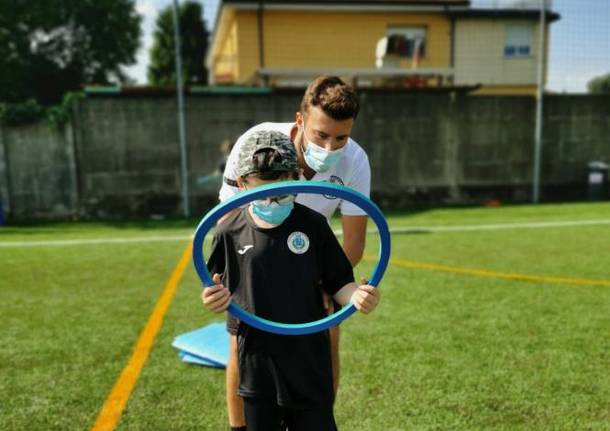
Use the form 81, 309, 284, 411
290, 123, 299, 142
236, 177, 246, 190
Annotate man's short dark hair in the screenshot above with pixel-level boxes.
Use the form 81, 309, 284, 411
300, 76, 360, 121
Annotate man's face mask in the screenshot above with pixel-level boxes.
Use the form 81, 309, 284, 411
301, 124, 345, 173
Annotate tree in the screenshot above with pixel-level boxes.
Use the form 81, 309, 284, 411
587, 73, 610, 94
0, 0, 141, 105
147, 1, 208, 86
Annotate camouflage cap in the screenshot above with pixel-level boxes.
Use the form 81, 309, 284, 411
236, 130, 298, 177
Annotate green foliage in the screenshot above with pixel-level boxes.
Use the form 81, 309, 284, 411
148, 1, 209, 86
0, 0, 141, 105
0, 99, 45, 126
0, 92, 83, 128
587, 72, 610, 94
46, 92, 84, 128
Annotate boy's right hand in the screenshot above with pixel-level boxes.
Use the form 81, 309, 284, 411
201, 273, 231, 313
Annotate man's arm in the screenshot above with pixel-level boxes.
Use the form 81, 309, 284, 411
217, 143, 242, 225
340, 148, 371, 267
341, 214, 367, 267
217, 208, 240, 225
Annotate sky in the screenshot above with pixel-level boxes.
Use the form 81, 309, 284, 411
129, 0, 220, 84
127, 0, 610, 93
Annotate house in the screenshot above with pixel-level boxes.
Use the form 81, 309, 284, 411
205, 0, 559, 94
450, 6, 560, 95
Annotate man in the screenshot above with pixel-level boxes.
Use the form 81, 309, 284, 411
217, 76, 371, 431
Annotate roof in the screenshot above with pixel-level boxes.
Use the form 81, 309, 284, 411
221, 0, 469, 5
449, 9, 560, 22
84, 86, 274, 97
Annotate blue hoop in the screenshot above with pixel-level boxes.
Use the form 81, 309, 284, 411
192, 181, 391, 335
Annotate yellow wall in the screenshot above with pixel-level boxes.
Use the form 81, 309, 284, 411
209, 8, 241, 83
213, 9, 453, 84
214, 17, 239, 82
454, 19, 551, 95
234, 11, 260, 84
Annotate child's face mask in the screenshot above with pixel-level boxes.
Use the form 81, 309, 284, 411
250, 197, 294, 225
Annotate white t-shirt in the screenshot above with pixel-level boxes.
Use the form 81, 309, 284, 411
219, 122, 371, 220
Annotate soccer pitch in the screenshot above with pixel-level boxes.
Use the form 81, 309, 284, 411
1, 202, 609, 430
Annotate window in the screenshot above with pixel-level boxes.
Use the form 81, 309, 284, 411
504, 24, 533, 57
386, 27, 427, 59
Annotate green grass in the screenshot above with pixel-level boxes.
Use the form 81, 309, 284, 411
1, 202, 609, 430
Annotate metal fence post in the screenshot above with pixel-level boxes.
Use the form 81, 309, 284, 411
173, 0, 190, 217
532, 0, 547, 203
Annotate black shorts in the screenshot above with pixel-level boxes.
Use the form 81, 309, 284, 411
243, 397, 337, 431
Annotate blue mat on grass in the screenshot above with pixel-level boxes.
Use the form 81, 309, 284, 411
172, 322, 229, 368
179, 351, 225, 368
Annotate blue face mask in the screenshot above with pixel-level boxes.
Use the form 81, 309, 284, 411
251, 200, 294, 225
302, 125, 345, 173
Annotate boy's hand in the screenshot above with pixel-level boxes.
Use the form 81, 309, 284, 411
201, 273, 231, 313
350, 284, 380, 314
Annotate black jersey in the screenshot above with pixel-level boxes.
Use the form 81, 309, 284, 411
207, 203, 354, 408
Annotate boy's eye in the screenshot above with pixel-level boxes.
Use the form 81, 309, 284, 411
277, 194, 297, 204
258, 194, 297, 205
273, 194, 296, 204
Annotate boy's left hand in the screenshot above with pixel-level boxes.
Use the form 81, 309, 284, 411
351, 284, 380, 314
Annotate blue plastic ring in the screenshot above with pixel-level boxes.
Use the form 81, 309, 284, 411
192, 180, 391, 335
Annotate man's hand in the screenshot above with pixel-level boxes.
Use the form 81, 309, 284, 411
321, 290, 334, 315
201, 273, 231, 313
350, 284, 380, 314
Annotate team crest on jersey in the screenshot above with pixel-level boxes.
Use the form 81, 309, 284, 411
287, 231, 310, 254
324, 175, 344, 200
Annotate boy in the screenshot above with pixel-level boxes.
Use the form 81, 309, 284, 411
202, 130, 380, 431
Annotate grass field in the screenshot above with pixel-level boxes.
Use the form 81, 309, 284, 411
1, 202, 609, 430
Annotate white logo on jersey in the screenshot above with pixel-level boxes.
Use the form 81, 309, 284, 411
323, 175, 344, 200
287, 232, 310, 254
237, 245, 254, 255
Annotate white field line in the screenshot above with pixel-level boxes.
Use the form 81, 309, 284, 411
380, 218, 610, 234
0, 235, 192, 248
2, 218, 609, 248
